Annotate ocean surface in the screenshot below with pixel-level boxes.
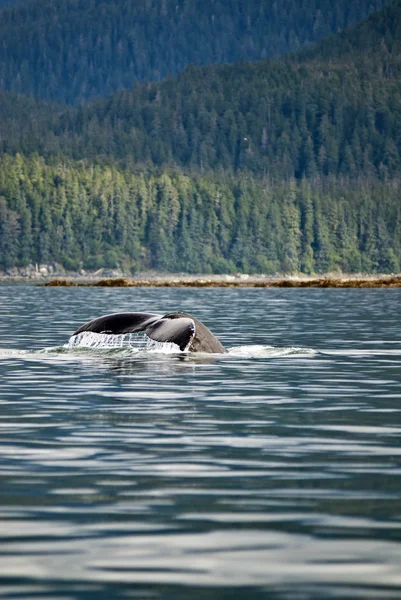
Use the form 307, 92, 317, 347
0, 284, 400, 599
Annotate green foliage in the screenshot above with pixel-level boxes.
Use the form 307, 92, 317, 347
0, 154, 400, 275
1, 1, 401, 180
297, 0, 401, 62
0, 4, 400, 274
0, 0, 388, 104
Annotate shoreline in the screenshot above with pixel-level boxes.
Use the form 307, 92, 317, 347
35, 274, 401, 288
2, 266, 401, 287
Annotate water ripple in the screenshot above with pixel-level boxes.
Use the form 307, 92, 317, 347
0, 286, 401, 599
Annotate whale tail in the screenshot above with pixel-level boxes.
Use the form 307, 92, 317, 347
72, 311, 225, 353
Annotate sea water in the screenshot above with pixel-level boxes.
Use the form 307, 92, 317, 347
0, 284, 400, 599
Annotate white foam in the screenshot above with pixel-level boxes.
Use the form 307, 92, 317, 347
145, 339, 182, 353
227, 345, 316, 358
67, 331, 182, 354
66, 334, 315, 358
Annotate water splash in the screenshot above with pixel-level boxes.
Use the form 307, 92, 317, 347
67, 331, 182, 354
65, 333, 315, 358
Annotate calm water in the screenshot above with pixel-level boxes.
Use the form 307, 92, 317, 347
0, 285, 400, 599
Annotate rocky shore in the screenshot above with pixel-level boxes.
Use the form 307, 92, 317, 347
0, 263, 125, 281
41, 274, 401, 288
2, 263, 401, 287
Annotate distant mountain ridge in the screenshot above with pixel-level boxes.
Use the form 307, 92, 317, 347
1, 0, 400, 181
0, 0, 390, 104
297, 0, 401, 61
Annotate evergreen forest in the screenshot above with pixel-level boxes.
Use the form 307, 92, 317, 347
0, 0, 401, 275
1, 155, 400, 274
0, 0, 389, 104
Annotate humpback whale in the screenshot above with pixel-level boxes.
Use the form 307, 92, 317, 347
72, 311, 226, 353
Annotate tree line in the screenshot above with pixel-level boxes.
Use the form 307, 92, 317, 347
1, 155, 400, 274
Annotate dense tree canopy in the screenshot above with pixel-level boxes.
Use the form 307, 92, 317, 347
0, 1, 401, 274
297, 0, 401, 61
0, 154, 400, 274
0, 1, 400, 181
0, 0, 25, 7
0, 0, 389, 104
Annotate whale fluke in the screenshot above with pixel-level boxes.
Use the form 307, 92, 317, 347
73, 312, 160, 336
72, 311, 226, 353
145, 316, 195, 350
163, 312, 226, 353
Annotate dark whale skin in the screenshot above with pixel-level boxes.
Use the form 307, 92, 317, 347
163, 312, 226, 353
72, 311, 226, 353
73, 312, 159, 336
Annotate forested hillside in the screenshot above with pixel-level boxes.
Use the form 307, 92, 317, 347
0, 92, 57, 156
1, 155, 400, 274
297, 0, 401, 61
44, 56, 401, 180
0, 0, 25, 7
3, 0, 401, 181
0, 0, 389, 104
1, 2, 401, 275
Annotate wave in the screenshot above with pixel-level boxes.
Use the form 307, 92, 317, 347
227, 345, 316, 358
60, 332, 315, 359
0, 332, 316, 360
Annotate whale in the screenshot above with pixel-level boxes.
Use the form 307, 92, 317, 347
72, 311, 226, 353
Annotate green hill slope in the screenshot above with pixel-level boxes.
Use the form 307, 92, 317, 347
297, 0, 401, 61
5, 0, 398, 181
0, 0, 389, 104
1, 2, 401, 274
